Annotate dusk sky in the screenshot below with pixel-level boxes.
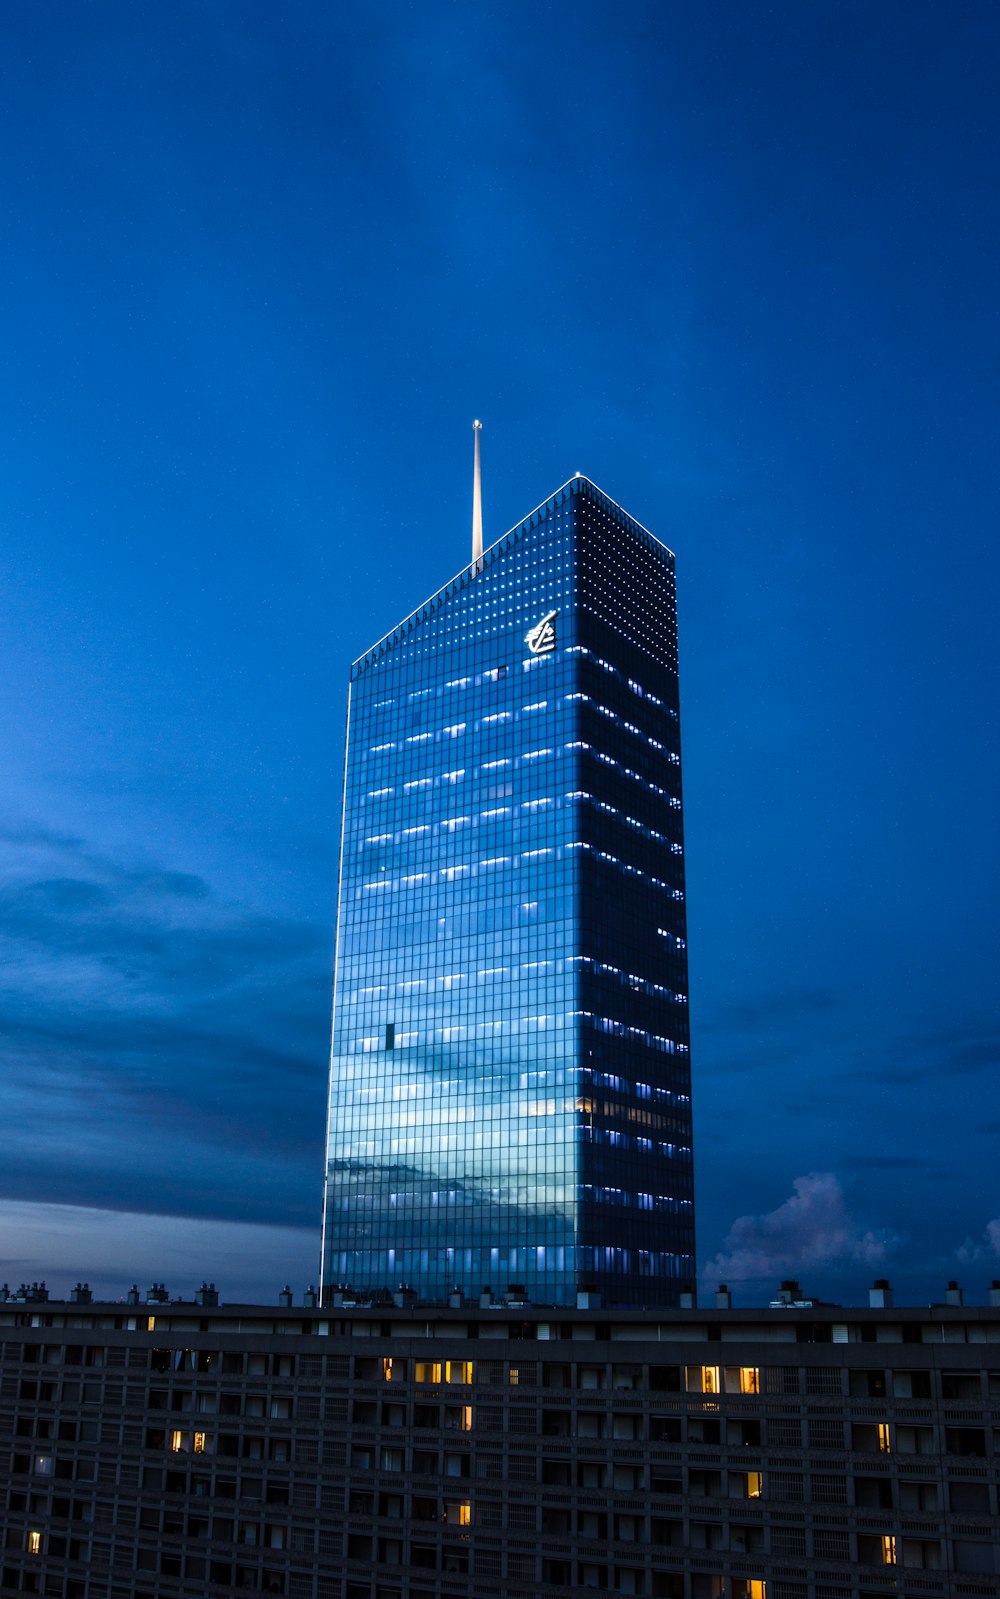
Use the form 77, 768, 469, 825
1, 2, 998, 1307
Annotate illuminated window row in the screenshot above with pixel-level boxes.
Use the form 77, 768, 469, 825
362, 702, 566, 757
572, 791, 683, 850
579, 1098, 686, 1131
353, 961, 571, 999
361, 786, 684, 851
358, 844, 681, 899
570, 743, 682, 801
582, 1184, 688, 1212
584, 1071, 691, 1108
581, 1126, 694, 1162
565, 644, 677, 716
346, 1098, 577, 1126
355, 1015, 576, 1051
577, 956, 687, 1006
568, 842, 684, 899
577, 1011, 687, 1055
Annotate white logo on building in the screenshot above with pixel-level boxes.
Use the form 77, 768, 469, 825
526, 611, 557, 655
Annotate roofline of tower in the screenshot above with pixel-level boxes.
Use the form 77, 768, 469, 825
351, 473, 674, 671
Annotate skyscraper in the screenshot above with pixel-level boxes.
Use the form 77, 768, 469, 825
322, 460, 694, 1306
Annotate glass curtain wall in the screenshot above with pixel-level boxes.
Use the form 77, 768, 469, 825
322, 478, 694, 1306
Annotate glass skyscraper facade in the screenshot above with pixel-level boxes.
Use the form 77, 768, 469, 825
322, 475, 694, 1307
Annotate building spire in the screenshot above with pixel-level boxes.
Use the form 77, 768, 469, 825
471, 419, 483, 570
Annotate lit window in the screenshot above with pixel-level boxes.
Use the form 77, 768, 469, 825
740, 1366, 760, 1395
686, 1365, 719, 1394
881, 1535, 896, 1565
415, 1362, 442, 1384
748, 1584, 767, 1599
27, 1531, 42, 1555
746, 1472, 763, 1498
193, 1432, 206, 1454
170, 1430, 184, 1452
877, 1422, 891, 1453
446, 1360, 474, 1385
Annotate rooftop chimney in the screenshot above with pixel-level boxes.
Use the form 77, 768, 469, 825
869, 1279, 893, 1309
715, 1284, 733, 1310
945, 1280, 964, 1307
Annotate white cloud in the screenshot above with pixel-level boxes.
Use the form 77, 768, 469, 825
0, 1199, 317, 1305
958, 1217, 1000, 1266
703, 1172, 894, 1287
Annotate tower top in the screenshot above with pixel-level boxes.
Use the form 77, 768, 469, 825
472, 420, 483, 570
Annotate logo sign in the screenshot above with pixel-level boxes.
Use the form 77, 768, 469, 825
526, 610, 557, 656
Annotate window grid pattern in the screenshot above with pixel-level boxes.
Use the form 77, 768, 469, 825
323, 480, 694, 1304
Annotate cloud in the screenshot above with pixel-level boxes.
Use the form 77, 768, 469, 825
844, 1023, 1000, 1087
700, 988, 840, 1036
957, 1217, 1000, 1266
0, 1199, 317, 1304
839, 1154, 930, 1172
703, 1172, 896, 1287
0, 822, 332, 1227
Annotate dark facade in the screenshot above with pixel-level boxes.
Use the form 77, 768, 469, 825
3, 1290, 1000, 1599
322, 475, 694, 1307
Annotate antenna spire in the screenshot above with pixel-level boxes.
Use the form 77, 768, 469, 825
471, 420, 483, 570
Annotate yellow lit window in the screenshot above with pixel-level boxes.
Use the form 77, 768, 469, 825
27, 1531, 42, 1555
414, 1362, 442, 1384
877, 1422, 891, 1453
508, 1365, 519, 1386
446, 1360, 473, 1385
740, 1366, 760, 1394
695, 1365, 719, 1394
193, 1432, 206, 1454
170, 1430, 184, 1452
746, 1472, 763, 1498
146, 1316, 156, 1332
881, 1535, 896, 1565
748, 1583, 767, 1599
383, 1357, 395, 1381
461, 1406, 473, 1431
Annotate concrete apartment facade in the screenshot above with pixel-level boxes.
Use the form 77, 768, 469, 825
2, 1287, 1000, 1599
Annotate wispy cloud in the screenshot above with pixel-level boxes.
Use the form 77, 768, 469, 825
838, 1023, 1000, 1088
0, 823, 331, 1226
0, 1198, 317, 1303
703, 1172, 897, 1288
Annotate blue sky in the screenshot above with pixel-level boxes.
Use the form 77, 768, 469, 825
1, 1, 998, 1306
